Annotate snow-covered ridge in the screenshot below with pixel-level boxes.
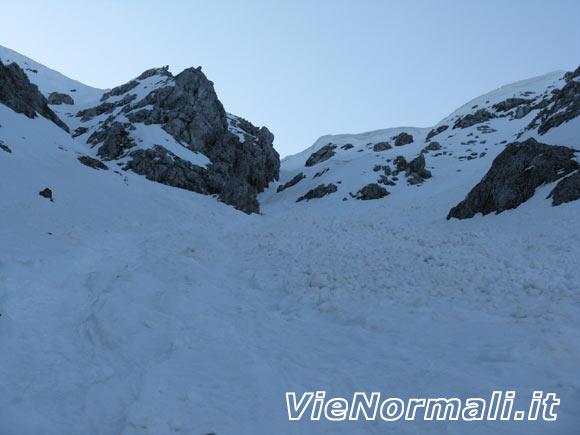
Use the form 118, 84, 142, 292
263, 66, 580, 216
0, 44, 104, 105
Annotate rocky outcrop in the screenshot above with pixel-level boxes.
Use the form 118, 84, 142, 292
493, 98, 534, 113
88, 121, 136, 160
0, 140, 11, 153
277, 173, 306, 193
548, 170, 580, 206
296, 184, 337, 202
393, 132, 413, 147
305, 144, 337, 167
372, 141, 392, 152
0, 60, 69, 131
354, 183, 388, 200
48, 92, 74, 105
447, 138, 579, 219
78, 66, 279, 213
406, 154, 432, 185
422, 141, 441, 152
78, 156, 108, 170
425, 125, 448, 141
391, 154, 432, 185
453, 109, 496, 129
39, 188, 53, 202
527, 66, 580, 135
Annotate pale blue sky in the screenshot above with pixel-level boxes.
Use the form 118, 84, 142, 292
2, 0, 579, 156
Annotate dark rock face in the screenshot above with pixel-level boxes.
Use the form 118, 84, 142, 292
100, 80, 139, 101
77, 94, 136, 122
393, 156, 407, 172
39, 188, 53, 202
372, 141, 392, 152
425, 125, 448, 142
453, 109, 496, 129
0, 60, 69, 132
78, 156, 108, 170
88, 122, 136, 160
277, 172, 306, 192
77, 66, 279, 213
548, 170, 580, 206
48, 92, 74, 105
527, 66, 580, 135
406, 154, 432, 184
493, 98, 534, 112
341, 143, 354, 150
296, 184, 338, 202
354, 183, 389, 200
447, 138, 579, 219
305, 144, 337, 167
514, 105, 532, 119
124, 145, 214, 201
393, 132, 414, 147
391, 154, 431, 185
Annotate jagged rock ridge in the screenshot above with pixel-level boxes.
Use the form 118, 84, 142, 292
75, 66, 279, 213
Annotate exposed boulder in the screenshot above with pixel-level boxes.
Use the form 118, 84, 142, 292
406, 154, 432, 184
372, 141, 392, 152
39, 188, 53, 202
393, 132, 413, 147
48, 92, 74, 105
78, 156, 108, 170
447, 138, 579, 219
305, 144, 337, 167
0, 140, 11, 153
425, 125, 448, 141
341, 143, 354, 150
0, 60, 69, 132
453, 109, 496, 129
548, 170, 580, 206
393, 156, 407, 172
296, 184, 338, 202
354, 183, 389, 200
422, 141, 441, 152
277, 172, 306, 192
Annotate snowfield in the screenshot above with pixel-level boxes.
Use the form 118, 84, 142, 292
1, 46, 579, 434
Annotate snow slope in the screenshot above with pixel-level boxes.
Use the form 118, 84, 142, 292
1, 49, 579, 435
